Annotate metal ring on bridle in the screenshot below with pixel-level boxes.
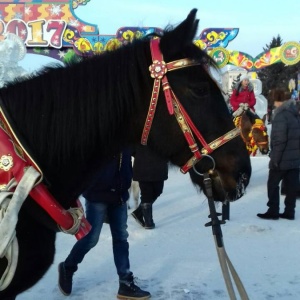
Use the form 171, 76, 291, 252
192, 154, 216, 176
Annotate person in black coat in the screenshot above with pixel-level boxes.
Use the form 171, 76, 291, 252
257, 88, 300, 220
131, 145, 168, 229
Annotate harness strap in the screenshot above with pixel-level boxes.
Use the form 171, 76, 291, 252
172, 92, 220, 154
0, 166, 40, 291
0, 239, 18, 292
150, 38, 172, 115
141, 75, 161, 145
181, 127, 240, 174
172, 98, 202, 159
142, 38, 172, 145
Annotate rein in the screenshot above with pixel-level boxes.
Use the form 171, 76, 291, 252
190, 155, 249, 299
142, 38, 240, 173
202, 167, 249, 300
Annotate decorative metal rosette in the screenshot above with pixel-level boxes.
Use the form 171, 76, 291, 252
0, 154, 13, 171
149, 60, 167, 79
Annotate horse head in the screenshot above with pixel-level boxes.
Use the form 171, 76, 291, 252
234, 109, 269, 156
144, 9, 252, 201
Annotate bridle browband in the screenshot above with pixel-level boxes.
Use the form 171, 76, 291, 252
142, 38, 240, 173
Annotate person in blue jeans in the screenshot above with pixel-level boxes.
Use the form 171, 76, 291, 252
58, 149, 150, 299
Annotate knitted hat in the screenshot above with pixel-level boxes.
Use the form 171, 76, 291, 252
239, 74, 250, 82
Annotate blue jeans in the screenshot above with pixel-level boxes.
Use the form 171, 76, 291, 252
64, 200, 131, 279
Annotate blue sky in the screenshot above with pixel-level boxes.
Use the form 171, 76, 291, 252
74, 0, 299, 57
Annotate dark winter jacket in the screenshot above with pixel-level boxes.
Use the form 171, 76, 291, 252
83, 149, 133, 205
229, 82, 256, 111
269, 99, 300, 170
133, 145, 168, 182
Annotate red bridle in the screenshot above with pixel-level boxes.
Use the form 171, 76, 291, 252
141, 38, 240, 174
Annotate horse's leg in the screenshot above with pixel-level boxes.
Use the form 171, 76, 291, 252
0, 208, 56, 299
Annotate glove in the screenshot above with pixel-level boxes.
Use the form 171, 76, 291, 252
239, 103, 249, 110
269, 160, 279, 170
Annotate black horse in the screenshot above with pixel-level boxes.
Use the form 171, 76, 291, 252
0, 9, 251, 299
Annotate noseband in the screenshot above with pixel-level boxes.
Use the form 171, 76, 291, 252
141, 38, 240, 173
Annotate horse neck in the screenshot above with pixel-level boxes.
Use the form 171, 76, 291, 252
0, 42, 153, 199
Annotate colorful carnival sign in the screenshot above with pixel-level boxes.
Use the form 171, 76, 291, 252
208, 44, 300, 71
0, 0, 299, 71
279, 42, 300, 65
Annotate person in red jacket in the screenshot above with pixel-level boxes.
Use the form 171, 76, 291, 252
229, 74, 256, 113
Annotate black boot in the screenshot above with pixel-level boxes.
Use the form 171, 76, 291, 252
131, 204, 145, 227
117, 274, 151, 299
58, 262, 76, 296
279, 212, 295, 220
257, 211, 279, 220
141, 203, 155, 229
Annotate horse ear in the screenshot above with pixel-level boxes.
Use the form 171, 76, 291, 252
160, 9, 199, 59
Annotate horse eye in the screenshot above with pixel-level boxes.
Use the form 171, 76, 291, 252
189, 83, 209, 99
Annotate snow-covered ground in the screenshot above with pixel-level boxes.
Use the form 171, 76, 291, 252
17, 151, 300, 299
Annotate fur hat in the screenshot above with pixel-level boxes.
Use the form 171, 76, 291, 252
239, 74, 250, 82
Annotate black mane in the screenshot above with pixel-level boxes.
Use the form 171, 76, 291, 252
0, 39, 151, 164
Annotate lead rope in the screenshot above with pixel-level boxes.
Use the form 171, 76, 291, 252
203, 172, 249, 300
0, 166, 41, 291
58, 206, 85, 235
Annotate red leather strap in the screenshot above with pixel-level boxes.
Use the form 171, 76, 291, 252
172, 93, 212, 154
141, 77, 161, 145
149, 38, 174, 115
166, 58, 201, 71
180, 128, 240, 173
